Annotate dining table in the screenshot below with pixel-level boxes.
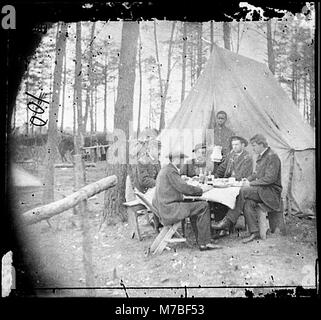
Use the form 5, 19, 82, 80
136, 177, 244, 210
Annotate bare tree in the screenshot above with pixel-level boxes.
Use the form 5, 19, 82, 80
60, 51, 67, 132
73, 21, 95, 294
181, 21, 187, 102
210, 20, 214, 52
267, 20, 276, 75
197, 22, 203, 78
154, 20, 176, 131
42, 22, 67, 205
104, 21, 139, 223
137, 25, 143, 137
103, 41, 108, 133
223, 22, 231, 50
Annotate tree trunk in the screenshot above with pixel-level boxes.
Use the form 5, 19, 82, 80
210, 20, 214, 52
88, 22, 96, 135
291, 62, 296, 104
267, 20, 275, 75
303, 73, 307, 119
25, 72, 29, 135
137, 26, 143, 137
74, 22, 84, 153
104, 21, 139, 224
60, 51, 67, 132
42, 22, 67, 205
104, 46, 108, 133
309, 66, 315, 126
74, 22, 95, 294
155, 20, 176, 132
84, 88, 90, 133
94, 84, 98, 132
197, 22, 202, 78
223, 22, 231, 50
190, 36, 194, 87
181, 21, 187, 102
153, 20, 164, 130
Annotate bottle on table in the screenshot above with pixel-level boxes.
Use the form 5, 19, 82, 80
199, 167, 205, 184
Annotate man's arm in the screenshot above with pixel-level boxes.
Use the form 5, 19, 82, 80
167, 169, 203, 196
249, 154, 280, 186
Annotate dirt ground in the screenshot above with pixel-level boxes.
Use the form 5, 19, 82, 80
13, 162, 318, 297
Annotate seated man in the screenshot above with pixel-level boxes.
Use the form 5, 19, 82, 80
126, 139, 162, 229
215, 136, 253, 180
128, 139, 161, 196
180, 143, 214, 178
212, 134, 282, 243
152, 151, 223, 251
212, 135, 253, 223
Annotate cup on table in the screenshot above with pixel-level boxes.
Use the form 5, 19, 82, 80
228, 177, 236, 184
181, 175, 188, 181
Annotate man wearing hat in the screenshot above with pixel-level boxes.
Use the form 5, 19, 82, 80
215, 136, 253, 180
180, 143, 214, 178
212, 134, 282, 243
212, 135, 253, 225
152, 151, 223, 251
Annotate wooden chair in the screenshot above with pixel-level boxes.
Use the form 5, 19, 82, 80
257, 200, 286, 240
124, 175, 156, 241
135, 190, 186, 254
123, 199, 151, 241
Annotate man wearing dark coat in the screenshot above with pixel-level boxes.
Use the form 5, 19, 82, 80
180, 143, 214, 177
152, 152, 223, 251
213, 111, 235, 159
212, 135, 253, 223
215, 136, 253, 180
212, 134, 282, 243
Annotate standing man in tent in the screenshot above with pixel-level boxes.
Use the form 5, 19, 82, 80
210, 111, 235, 174
212, 134, 282, 243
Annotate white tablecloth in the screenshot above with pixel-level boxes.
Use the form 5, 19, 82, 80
137, 185, 241, 210
199, 187, 241, 209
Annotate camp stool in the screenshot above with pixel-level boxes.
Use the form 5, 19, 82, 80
257, 200, 286, 240
123, 199, 156, 241
135, 190, 186, 255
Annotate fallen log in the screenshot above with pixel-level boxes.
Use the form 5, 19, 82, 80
22, 175, 118, 225
54, 162, 96, 168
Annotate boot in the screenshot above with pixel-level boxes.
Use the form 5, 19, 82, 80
211, 217, 233, 230
242, 232, 259, 244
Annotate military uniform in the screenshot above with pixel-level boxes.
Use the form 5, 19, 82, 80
215, 149, 253, 181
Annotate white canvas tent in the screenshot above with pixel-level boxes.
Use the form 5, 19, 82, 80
159, 44, 315, 213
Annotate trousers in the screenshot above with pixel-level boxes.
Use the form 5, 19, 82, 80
186, 201, 212, 246
226, 186, 262, 233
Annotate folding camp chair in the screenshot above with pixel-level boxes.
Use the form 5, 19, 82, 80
134, 190, 186, 254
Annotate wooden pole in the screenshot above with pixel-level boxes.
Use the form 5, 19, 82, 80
22, 175, 117, 225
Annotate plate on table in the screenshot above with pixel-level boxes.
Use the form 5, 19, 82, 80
212, 183, 231, 188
